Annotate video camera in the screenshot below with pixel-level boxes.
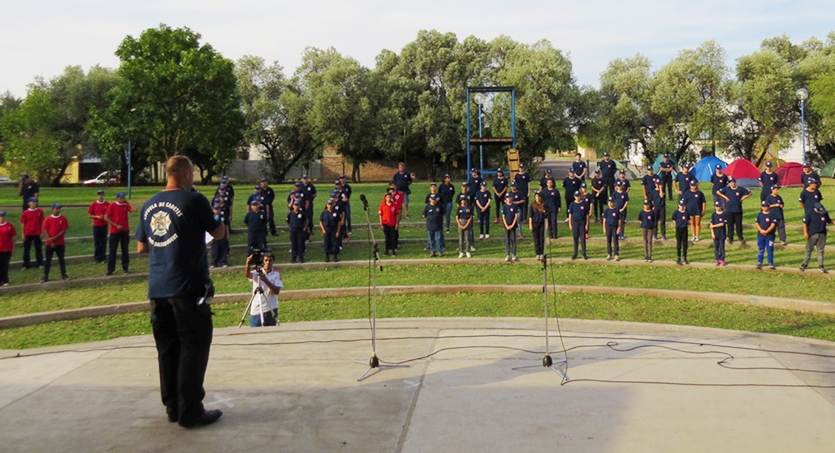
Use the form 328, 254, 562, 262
250, 247, 271, 270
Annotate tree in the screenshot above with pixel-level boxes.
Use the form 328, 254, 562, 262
92, 25, 244, 183
0, 91, 23, 166
0, 89, 62, 181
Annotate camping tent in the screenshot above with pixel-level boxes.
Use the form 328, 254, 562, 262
724, 159, 761, 180
758, 158, 785, 171
822, 158, 835, 178
692, 156, 727, 182
651, 154, 678, 177
776, 162, 805, 187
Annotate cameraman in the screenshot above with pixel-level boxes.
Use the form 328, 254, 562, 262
244, 252, 283, 327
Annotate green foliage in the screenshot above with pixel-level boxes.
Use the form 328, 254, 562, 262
0, 89, 61, 180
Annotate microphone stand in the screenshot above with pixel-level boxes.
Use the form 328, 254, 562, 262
355, 194, 409, 381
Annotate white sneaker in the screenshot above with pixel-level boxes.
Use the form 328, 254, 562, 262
470, 246, 476, 252
479, 234, 484, 239
466, 252, 471, 258
505, 255, 511, 262
458, 252, 464, 258
512, 255, 519, 261
485, 234, 490, 239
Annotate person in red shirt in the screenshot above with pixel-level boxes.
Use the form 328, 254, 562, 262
41, 203, 70, 283
104, 191, 137, 275
0, 210, 17, 286
87, 189, 110, 264
20, 196, 44, 269
379, 193, 400, 256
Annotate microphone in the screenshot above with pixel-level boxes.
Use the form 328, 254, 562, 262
359, 194, 369, 211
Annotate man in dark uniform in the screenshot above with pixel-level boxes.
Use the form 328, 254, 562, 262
800, 202, 835, 272
758, 161, 779, 202
755, 201, 777, 269
492, 169, 508, 223
717, 178, 751, 244
651, 181, 667, 240
591, 168, 607, 223
393, 162, 413, 219
136, 155, 224, 428
562, 169, 582, 220
541, 178, 560, 239
602, 197, 620, 260
568, 191, 590, 260
612, 181, 629, 239
18, 174, 39, 211
802, 163, 821, 188
286, 201, 307, 263
658, 154, 674, 199
247, 185, 265, 209
675, 164, 695, 198
467, 168, 483, 198
571, 153, 588, 180
244, 200, 268, 253
439, 174, 456, 232
338, 174, 353, 234
514, 163, 531, 223
320, 200, 340, 262
301, 174, 317, 236
799, 178, 823, 217
220, 176, 235, 227
259, 178, 277, 236
711, 165, 729, 206
641, 166, 657, 204
598, 152, 617, 195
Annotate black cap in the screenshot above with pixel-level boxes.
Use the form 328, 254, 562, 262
607, 197, 614, 202
678, 199, 686, 206
689, 180, 698, 186
574, 191, 581, 197
765, 161, 773, 167
603, 152, 610, 157
814, 202, 827, 214
96, 190, 104, 195
0, 210, 6, 216
714, 201, 721, 207
761, 201, 768, 207
642, 199, 650, 205
261, 177, 267, 182
715, 164, 722, 169
647, 165, 653, 170
663, 153, 669, 158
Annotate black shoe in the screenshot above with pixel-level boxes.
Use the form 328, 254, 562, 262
684, 259, 689, 265
40, 278, 47, 283
676, 258, 682, 265
756, 263, 762, 269
800, 265, 807, 272
821, 267, 829, 274
179, 409, 222, 428
325, 254, 330, 262
62, 275, 70, 281
105, 271, 113, 276
333, 255, 339, 262
392, 250, 397, 256
583, 255, 588, 260
571, 255, 577, 260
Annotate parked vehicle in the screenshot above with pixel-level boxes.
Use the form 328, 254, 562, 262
82, 171, 121, 185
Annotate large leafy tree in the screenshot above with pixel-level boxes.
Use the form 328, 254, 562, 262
0, 91, 23, 166
92, 24, 244, 183
0, 89, 61, 182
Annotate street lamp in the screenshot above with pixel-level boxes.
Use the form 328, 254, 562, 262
797, 88, 809, 166
473, 93, 487, 175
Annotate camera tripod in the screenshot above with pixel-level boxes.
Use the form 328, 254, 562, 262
237, 272, 276, 328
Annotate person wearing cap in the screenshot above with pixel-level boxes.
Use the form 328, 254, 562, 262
20, 196, 44, 270
717, 178, 751, 244
104, 192, 137, 276
18, 174, 39, 211
259, 178, 277, 236
424, 182, 440, 205
571, 153, 588, 180
617, 170, 631, 194
765, 185, 787, 246
602, 197, 620, 260
209, 202, 230, 268
568, 190, 590, 260
711, 165, 729, 206
41, 203, 70, 282
320, 199, 341, 262
758, 162, 779, 202
285, 200, 307, 263
0, 210, 16, 286
709, 201, 728, 266
682, 179, 706, 242
514, 163, 531, 224
675, 164, 695, 198
637, 199, 657, 262
529, 191, 548, 260
379, 192, 399, 256
598, 152, 617, 195
673, 199, 691, 264
248, 184, 265, 209
214, 189, 232, 238
562, 169, 581, 220
456, 182, 473, 247
456, 196, 474, 258
802, 163, 821, 189
300, 174, 317, 237
388, 182, 406, 246
612, 181, 629, 240
475, 181, 492, 240
87, 190, 110, 264
581, 183, 594, 239
755, 201, 777, 270
393, 162, 413, 219
439, 174, 456, 232
799, 178, 823, 218
539, 168, 556, 190
492, 169, 508, 224
800, 202, 835, 273
216, 177, 235, 230
591, 168, 607, 224
659, 154, 675, 198
284, 182, 304, 212
338, 174, 353, 234
651, 181, 667, 240
423, 194, 444, 257
501, 193, 520, 261
467, 168, 483, 200
542, 178, 561, 239
245, 199, 268, 254
641, 166, 657, 203
333, 189, 349, 252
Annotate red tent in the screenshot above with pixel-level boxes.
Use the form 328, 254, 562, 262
776, 162, 805, 187
723, 159, 761, 180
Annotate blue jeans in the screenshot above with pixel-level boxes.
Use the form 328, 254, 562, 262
250, 309, 277, 327
427, 230, 442, 254
757, 234, 774, 264
444, 202, 453, 231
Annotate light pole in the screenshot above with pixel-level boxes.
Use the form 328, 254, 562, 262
474, 93, 487, 175
797, 88, 809, 166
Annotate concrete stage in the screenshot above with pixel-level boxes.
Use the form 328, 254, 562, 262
2, 317, 834, 452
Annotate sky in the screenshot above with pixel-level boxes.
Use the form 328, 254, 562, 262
2, 0, 834, 98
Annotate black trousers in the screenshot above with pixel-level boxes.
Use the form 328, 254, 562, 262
44, 244, 67, 280
151, 295, 213, 426
676, 226, 689, 259
564, 196, 573, 218
290, 229, 306, 261
605, 226, 619, 256
210, 238, 228, 266
594, 195, 606, 221
23, 235, 43, 268
714, 235, 726, 261
661, 177, 673, 202
383, 224, 397, 252
93, 226, 108, 263
108, 231, 130, 273
547, 211, 559, 238
478, 209, 490, 235
603, 176, 615, 197
323, 229, 338, 255
653, 206, 666, 238
726, 212, 744, 242
494, 195, 504, 219
266, 204, 276, 235
0, 251, 10, 284
572, 220, 587, 257
532, 221, 545, 255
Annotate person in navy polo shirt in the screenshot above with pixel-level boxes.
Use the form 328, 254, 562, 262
286, 201, 307, 263
571, 153, 588, 180
529, 191, 548, 260
637, 199, 657, 262
801, 163, 821, 188
475, 181, 492, 239
709, 201, 727, 266
501, 194, 520, 262
598, 152, 617, 195
717, 178, 751, 244
711, 165, 729, 206
492, 169, 508, 223
319, 200, 341, 262
568, 191, 589, 260
758, 161, 779, 202
602, 197, 620, 261
617, 170, 631, 194
539, 168, 556, 191
675, 164, 695, 198
651, 182, 667, 240
514, 163, 531, 223
641, 166, 657, 203
423, 194, 444, 257
562, 169, 582, 220
755, 201, 777, 269
541, 178, 560, 239
799, 179, 823, 218
765, 185, 787, 246
682, 180, 705, 241
659, 154, 675, 197
612, 181, 629, 239
393, 162, 413, 219
260, 177, 278, 236
439, 174, 456, 232
800, 202, 835, 272
456, 197, 474, 258
591, 168, 607, 223
673, 199, 690, 264
467, 168, 483, 200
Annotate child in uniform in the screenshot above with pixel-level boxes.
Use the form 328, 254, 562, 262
501, 194, 520, 261
0, 211, 16, 286
602, 198, 620, 261
637, 200, 657, 262
456, 198, 473, 258
755, 201, 777, 270
709, 201, 727, 266
673, 199, 690, 264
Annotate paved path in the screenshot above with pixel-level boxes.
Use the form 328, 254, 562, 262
2, 318, 834, 452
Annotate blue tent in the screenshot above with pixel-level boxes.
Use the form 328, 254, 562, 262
691, 156, 727, 182
651, 154, 678, 178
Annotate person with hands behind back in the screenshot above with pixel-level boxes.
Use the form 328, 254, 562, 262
244, 252, 284, 326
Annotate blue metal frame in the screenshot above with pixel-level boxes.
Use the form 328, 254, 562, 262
466, 86, 516, 177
